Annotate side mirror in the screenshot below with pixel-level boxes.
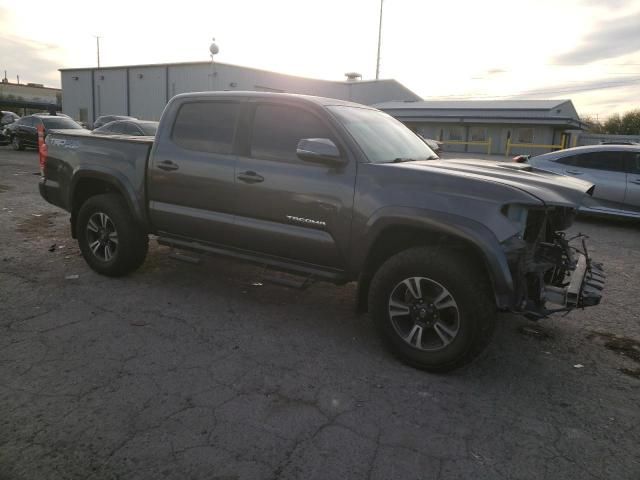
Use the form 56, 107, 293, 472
296, 138, 345, 166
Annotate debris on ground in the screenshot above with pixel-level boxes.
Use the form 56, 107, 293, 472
48, 244, 56, 252
518, 324, 552, 340
619, 368, 640, 379
65, 274, 79, 280
574, 364, 584, 369
587, 331, 640, 363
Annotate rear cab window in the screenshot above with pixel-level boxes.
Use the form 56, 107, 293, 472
172, 102, 240, 154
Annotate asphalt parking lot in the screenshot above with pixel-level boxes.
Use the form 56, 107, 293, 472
1, 147, 639, 480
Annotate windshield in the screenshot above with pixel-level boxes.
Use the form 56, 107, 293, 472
42, 117, 83, 130
328, 106, 436, 163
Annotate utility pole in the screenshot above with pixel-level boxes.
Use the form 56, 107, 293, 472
94, 36, 101, 68
375, 0, 384, 80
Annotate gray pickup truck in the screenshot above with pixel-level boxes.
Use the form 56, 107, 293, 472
40, 92, 604, 371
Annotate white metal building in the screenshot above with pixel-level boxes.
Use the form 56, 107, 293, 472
60, 61, 422, 125
376, 100, 585, 156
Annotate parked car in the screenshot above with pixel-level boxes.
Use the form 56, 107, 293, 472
5, 114, 85, 150
39, 92, 604, 372
528, 145, 640, 219
93, 120, 158, 136
418, 135, 443, 154
92, 115, 137, 130
600, 141, 639, 145
0, 111, 20, 145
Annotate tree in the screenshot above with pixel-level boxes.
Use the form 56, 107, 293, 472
601, 110, 640, 135
620, 110, 640, 135
581, 115, 605, 133
603, 113, 623, 134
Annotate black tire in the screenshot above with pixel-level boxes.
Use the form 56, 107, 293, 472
11, 136, 24, 151
368, 247, 496, 372
76, 193, 148, 277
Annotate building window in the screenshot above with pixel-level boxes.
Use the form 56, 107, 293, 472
470, 127, 487, 142
516, 128, 534, 144
447, 127, 464, 141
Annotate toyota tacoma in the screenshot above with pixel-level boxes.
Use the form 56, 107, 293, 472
39, 92, 605, 371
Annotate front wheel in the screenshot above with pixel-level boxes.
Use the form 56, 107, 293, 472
76, 193, 148, 277
368, 247, 496, 372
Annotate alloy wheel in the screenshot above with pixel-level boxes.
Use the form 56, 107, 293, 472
388, 276, 461, 351
86, 212, 119, 262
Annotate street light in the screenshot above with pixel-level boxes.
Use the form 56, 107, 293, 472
209, 38, 219, 90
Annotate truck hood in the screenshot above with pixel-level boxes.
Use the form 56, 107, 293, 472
395, 158, 594, 208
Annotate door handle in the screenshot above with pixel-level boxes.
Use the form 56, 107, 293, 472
565, 170, 583, 175
157, 160, 179, 171
237, 170, 264, 183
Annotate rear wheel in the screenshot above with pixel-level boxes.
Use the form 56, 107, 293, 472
76, 194, 148, 276
368, 247, 496, 372
11, 136, 24, 151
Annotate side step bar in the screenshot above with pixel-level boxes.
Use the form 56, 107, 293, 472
157, 235, 348, 284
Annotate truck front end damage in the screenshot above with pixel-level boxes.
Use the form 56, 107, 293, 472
502, 205, 605, 318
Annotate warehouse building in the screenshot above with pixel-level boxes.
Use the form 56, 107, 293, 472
376, 99, 585, 156
0, 78, 61, 115
60, 61, 422, 125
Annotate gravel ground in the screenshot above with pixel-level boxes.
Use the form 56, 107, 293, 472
1, 147, 639, 480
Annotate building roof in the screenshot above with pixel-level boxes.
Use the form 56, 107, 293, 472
375, 99, 583, 129
374, 99, 572, 110
60, 60, 396, 86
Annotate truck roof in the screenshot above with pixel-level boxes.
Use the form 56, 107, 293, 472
171, 91, 376, 109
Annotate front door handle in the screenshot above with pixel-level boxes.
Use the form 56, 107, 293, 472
565, 170, 583, 175
237, 170, 264, 183
157, 160, 179, 171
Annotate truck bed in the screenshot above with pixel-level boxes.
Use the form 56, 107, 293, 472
40, 131, 154, 219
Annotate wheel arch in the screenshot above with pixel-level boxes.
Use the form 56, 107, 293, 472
69, 170, 146, 238
353, 208, 515, 312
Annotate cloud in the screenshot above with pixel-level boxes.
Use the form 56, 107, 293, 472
511, 76, 640, 97
578, 0, 631, 8
552, 11, 640, 64
0, 7, 62, 86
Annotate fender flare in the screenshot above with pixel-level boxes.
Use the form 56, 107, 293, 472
68, 167, 147, 226
351, 206, 515, 309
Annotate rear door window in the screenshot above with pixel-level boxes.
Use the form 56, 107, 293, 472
172, 102, 240, 154
558, 151, 626, 172
625, 152, 640, 174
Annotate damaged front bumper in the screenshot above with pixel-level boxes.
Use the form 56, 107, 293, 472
543, 253, 605, 310
503, 206, 605, 319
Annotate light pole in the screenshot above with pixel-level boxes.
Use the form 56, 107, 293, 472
209, 38, 219, 91
375, 0, 384, 80
94, 35, 101, 68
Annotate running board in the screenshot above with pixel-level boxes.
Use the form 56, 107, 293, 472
157, 235, 347, 283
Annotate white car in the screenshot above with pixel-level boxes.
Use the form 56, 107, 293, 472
528, 145, 640, 219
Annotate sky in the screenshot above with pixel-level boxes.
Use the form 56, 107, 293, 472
0, 0, 639, 118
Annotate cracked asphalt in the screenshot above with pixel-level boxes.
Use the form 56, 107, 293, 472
1, 147, 639, 480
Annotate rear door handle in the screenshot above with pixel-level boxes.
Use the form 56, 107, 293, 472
237, 170, 264, 183
157, 160, 179, 171
565, 170, 583, 175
